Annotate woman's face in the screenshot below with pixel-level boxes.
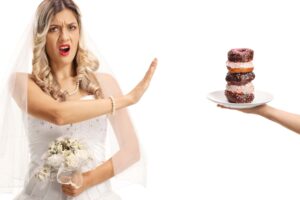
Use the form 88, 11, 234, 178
46, 8, 80, 67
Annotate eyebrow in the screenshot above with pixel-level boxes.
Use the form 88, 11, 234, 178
49, 22, 78, 26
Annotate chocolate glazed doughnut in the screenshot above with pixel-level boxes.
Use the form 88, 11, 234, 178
225, 91, 254, 103
226, 72, 255, 85
228, 48, 254, 62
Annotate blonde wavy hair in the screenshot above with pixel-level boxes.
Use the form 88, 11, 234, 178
31, 0, 103, 101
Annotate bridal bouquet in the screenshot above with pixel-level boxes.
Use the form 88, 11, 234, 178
35, 136, 92, 184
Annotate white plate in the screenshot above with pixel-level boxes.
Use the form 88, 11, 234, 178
207, 90, 273, 109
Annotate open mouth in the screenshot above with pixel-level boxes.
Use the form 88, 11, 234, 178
59, 44, 71, 56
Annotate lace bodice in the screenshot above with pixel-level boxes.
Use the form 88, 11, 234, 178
26, 95, 108, 168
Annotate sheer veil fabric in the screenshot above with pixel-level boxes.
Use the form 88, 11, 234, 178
0, 0, 146, 197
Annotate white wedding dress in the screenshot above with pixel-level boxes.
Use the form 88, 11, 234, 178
14, 95, 121, 200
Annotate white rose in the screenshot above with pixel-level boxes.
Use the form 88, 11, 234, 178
36, 166, 51, 181
46, 154, 64, 168
63, 150, 73, 157
69, 138, 77, 143
65, 153, 80, 168
56, 144, 63, 153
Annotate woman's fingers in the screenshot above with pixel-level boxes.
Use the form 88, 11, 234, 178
142, 58, 157, 83
143, 58, 158, 87
62, 184, 73, 193
62, 184, 74, 190
217, 104, 266, 114
62, 184, 80, 197
217, 104, 235, 110
148, 58, 157, 78
217, 104, 226, 108
127, 58, 158, 104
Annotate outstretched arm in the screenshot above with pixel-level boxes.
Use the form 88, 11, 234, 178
11, 58, 157, 125
26, 76, 131, 125
219, 104, 300, 134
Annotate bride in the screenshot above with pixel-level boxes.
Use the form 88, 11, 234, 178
0, 0, 157, 199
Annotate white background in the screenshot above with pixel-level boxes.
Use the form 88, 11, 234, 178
1, 0, 300, 199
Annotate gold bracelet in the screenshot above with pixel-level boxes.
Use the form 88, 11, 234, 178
109, 96, 115, 116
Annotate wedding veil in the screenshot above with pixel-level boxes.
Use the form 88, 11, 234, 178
0, 0, 146, 195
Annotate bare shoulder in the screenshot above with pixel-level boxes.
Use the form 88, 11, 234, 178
11, 72, 39, 92
10, 72, 32, 88
94, 72, 122, 96
13, 72, 29, 81
13, 72, 34, 83
95, 72, 117, 83
10, 72, 38, 109
12, 72, 46, 97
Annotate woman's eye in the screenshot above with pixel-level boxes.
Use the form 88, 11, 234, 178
69, 25, 77, 31
49, 27, 59, 32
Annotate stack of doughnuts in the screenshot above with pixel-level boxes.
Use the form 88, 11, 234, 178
225, 48, 255, 103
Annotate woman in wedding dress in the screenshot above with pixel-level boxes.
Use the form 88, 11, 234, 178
1, 0, 157, 199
